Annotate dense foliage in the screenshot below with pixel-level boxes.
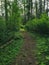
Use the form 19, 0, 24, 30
0, 35, 23, 65
0, 0, 21, 46
0, 16, 20, 46
0, 0, 23, 65
26, 14, 49, 35
30, 33, 49, 65
26, 13, 49, 65
0, 0, 49, 65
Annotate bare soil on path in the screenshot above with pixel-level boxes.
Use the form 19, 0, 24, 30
12, 31, 37, 65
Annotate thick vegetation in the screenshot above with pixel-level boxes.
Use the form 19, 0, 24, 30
26, 14, 49, 65
0, 0, 23, 65
0, 36, 23, 65
0, 0, 49, 65
30, 32, 49, 65
26, 14, 49, 35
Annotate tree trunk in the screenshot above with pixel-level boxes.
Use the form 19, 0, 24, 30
4, 0, 8, 21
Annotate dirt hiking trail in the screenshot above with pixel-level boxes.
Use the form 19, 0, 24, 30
12, 31, 37, 65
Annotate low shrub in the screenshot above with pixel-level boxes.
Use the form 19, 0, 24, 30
26, 14, 49, 35
0, 38, 23, 65
30, 32, 49, 65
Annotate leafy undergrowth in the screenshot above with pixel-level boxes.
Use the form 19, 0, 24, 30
29, 32, 49, 65
0, 32, 23, 65
26, 14, 49, 35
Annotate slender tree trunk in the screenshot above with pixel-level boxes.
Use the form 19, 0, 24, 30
39, 0, 42, 16
4, 0, 8, 21
24, 0, 26, 22
35, 0, 38, 17
47, 0, 48, 16
44, 0, 45, 11
30, 0, 33, 19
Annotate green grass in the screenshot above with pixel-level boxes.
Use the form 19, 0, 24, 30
29, 32, 49, 65
0, 36, 23, 65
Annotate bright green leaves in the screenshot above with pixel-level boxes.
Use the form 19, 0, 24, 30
0, 38, 23, 65
30, 32, 49, 65
26, 13, 49, 34
36, 36, 49, 65
46, 56, 49, 60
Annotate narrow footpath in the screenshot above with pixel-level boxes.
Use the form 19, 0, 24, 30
12, 31, 37, 65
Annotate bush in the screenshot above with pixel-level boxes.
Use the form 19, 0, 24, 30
0, 38, 23, 65
0, 15, 20, 46
26, 14, 49, 35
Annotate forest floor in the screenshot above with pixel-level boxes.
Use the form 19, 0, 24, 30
12, 31, 37, 65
